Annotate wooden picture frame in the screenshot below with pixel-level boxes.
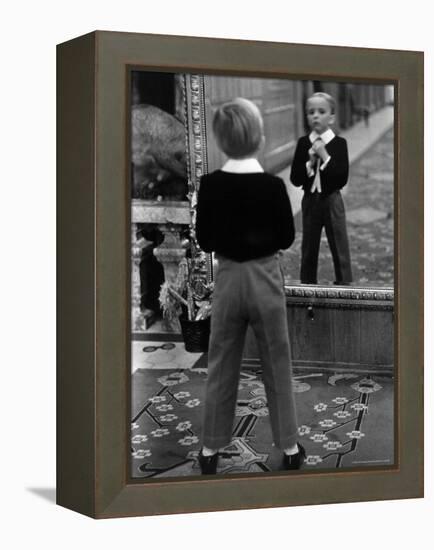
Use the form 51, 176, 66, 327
57, 31, 423, 518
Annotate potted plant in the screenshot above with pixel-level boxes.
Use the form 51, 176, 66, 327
159, 241, 213, 352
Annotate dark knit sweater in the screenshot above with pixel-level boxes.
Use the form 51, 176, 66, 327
195, 170, 295, 262
290, 135, 349, 195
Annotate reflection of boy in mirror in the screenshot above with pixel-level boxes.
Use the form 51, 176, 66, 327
195, 98, 305, 475
290, 92, 352, 285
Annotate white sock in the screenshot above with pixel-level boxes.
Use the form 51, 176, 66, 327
202, 445, 219, 456
283, 443, 299, 456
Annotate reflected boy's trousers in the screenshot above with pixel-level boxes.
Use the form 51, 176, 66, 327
202, 253, 298, 450
301, 190, 352, 284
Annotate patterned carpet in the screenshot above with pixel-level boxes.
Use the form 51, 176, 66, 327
131, 344, 394, 478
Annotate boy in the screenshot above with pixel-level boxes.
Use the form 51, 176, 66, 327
195, 98, 305, 475
290, 92, 352, 285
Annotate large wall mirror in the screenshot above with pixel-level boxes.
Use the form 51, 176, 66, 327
202, 74, 394, 290
131, 71, 394, 315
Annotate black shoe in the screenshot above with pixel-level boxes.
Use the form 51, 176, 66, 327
283, 443, 306, 470
198, 449, 219, 475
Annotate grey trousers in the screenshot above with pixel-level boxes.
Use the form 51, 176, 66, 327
202, 253, 298, 450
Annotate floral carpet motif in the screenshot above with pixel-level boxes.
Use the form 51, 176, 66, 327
131, 351, 394, 478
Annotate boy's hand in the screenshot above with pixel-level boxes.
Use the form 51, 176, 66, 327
308, 147, 317, 164
312, 138, 329, 162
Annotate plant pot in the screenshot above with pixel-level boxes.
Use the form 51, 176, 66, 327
179, 313, 211, 353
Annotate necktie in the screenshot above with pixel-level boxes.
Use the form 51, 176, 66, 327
310, 156, 322, 193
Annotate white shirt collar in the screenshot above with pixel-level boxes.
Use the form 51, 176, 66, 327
221, 158, 264, 173
309, 128, 335, 145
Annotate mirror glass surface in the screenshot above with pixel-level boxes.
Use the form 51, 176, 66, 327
203, 75, 394, 288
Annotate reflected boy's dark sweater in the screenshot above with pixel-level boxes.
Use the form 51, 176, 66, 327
196, 170, 295, 262
290, 135, 349, 195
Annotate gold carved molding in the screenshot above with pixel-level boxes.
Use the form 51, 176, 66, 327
285, 285, 394, 310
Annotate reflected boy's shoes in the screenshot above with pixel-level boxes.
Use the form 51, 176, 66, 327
198, 449, 219, 475
283, 443, 306, 470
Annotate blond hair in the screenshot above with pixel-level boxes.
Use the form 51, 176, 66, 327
307, 92, 336, 114
212, 97, 264, 158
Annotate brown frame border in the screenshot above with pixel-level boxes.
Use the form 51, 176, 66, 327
57, 31, 423, 518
